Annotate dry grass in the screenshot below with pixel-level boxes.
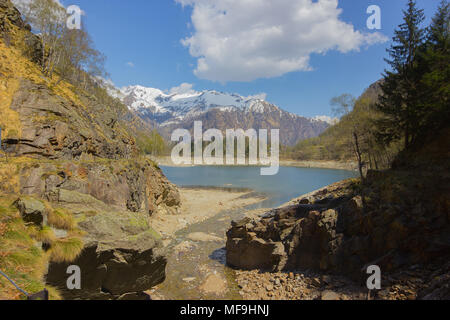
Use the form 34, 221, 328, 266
0, 195, 85, 300
0, 76, 21, 139
47, 208, 76, 231
29, 226, 56, 245
0, 162, 20, 194
0, 196, 60, 300
49, 237, 84, 263
0, 23, 87, 106
0, 22, 90, 142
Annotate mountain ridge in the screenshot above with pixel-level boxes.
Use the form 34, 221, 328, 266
106, 83, 332, 146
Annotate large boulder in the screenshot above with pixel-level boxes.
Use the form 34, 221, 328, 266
226, 181, 353, 273
46, 211, 167, 300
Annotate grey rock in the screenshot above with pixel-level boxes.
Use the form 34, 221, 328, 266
46, 211, 166, 300
14, 197, 47, 226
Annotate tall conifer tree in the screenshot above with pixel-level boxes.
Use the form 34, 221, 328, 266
377, 0, 426, 148
419, 0, 450, 131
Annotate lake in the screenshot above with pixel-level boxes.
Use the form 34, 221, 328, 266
154, 165, 357, 299
161, 165, 357, 208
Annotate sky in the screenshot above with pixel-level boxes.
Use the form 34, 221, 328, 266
57, 0, 440, 118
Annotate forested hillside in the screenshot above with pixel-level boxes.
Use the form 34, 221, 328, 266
283, 82, 401, 170
285, 0, 449, 175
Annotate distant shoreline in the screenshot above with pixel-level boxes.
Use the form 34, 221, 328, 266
151, 156, 357, 171
279, 159, 357, 171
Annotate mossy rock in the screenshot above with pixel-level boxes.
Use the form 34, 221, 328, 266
13, 197, 46, 226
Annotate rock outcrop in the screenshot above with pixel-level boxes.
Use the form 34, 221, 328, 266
3, 79, 137, 160
15, 159, 180, 216
227, 155, 450, 285
227, 180, 357, 273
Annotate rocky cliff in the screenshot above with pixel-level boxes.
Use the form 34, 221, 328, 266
227, 127, 450, 299
0, 0, 180, 300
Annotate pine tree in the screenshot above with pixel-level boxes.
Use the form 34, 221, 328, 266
377, 0, 426, 149
428, 0, 450, 47
419, 0, 450, 132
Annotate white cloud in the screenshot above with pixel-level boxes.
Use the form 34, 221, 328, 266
169, 83, 196, 95
247, 93, 267, 101
126, 62, 135, 68
176, 0, 388, 82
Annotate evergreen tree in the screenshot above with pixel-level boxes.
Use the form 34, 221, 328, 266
419, 0, 450, 132
428, 0, 450, 47
377, 0, 426, 149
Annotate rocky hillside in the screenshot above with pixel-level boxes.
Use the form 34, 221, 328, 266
227, 126, 450, 299
0, 0, 180, 300
114, 85, 330, 146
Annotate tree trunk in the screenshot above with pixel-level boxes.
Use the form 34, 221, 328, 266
353, 131, 365, 182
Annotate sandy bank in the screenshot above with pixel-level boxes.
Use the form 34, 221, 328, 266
149, 187, 265, 241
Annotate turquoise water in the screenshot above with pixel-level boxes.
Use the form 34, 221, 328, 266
161, 165, 357, 208
155, 165, 357, 299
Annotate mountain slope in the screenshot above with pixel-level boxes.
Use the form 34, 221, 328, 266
116, 85, 330, 146
0, 0, 180, 300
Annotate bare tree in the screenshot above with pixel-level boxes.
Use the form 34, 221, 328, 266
27, 0, 66, 77
331, 94, 366, 181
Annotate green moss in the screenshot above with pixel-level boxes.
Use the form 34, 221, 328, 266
146, 227, 162, 241
128, 215, 149, 229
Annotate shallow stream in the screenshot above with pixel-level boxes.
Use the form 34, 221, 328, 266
154, 166, 356, 299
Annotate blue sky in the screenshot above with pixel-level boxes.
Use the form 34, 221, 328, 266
62, 0, 440, 118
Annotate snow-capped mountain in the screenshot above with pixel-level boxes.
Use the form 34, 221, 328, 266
313, 115, 340, 125
112, 84, 331, 146
115, 85, 275, 125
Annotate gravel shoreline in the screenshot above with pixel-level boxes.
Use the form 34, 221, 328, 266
152, 156, 357, 171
